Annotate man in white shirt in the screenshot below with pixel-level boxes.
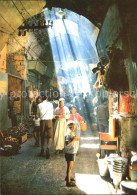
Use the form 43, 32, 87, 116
38, 96, 53, 158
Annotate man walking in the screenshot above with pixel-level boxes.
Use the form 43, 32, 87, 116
96, 98, 109, 133
38, 96, 53, 158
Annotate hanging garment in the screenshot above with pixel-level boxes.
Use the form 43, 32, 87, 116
119, 95, 132, 114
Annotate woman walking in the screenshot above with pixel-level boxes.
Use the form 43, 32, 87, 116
54, 98, 70, 154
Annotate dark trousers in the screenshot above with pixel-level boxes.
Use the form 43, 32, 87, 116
9, 109, 17, 127
97, 119, 108, 133
40, 120, 53, 150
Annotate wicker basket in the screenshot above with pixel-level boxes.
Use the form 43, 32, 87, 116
80, 122, 87, 131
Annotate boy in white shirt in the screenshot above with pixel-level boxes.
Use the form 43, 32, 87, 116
64, 120, 79, 187
33, 114, 41, 147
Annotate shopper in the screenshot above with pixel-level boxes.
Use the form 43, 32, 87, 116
96, 98, 109, 132
54, 98, 70, 154
37, 96, 53, 158
64, 120, 79, 187
31, 96, 42, 115
33, 113, 41, 147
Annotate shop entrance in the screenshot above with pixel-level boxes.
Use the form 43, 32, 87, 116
8, 75, 22, 114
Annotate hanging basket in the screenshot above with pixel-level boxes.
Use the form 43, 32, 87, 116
80, 121, 87, 131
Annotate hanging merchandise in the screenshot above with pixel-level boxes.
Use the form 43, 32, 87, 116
109, 116, 116, 138
93, 72, 104, 89
103, 48, 129, 91
119, 94, 132, 115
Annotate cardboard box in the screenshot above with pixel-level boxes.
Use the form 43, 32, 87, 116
19, 133, 27, 144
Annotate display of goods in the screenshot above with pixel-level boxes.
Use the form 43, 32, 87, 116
17, 115, 33, 127
5, 136, 19, 143
3, 123, 29, 139
0, 141, 21, 156
1, 116, 33, 156
0, 119, 31, 156
107, 156, 128, 186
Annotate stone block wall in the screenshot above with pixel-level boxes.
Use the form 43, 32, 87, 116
0, 44, 7, 73
120, 116, 137, 158
0, 71, 11, 130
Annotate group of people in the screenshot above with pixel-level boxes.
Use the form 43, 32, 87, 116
65, 92, 94, 123
32, 96, 84, 156
8, 89, 109, 187
32, 96, 84, 187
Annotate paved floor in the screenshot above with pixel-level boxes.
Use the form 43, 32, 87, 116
1, 126, 117, 195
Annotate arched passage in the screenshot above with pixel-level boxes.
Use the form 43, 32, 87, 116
44, 8, 99, 95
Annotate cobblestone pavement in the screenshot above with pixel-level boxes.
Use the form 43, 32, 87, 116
1, 126, 116, 195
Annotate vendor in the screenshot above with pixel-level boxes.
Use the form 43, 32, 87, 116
8, 91, 20, 127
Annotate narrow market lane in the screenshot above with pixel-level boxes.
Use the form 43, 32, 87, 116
1, 126, 115, 195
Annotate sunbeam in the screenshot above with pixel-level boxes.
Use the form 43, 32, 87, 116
80, 137, 99, 140
80, 143, 100, 149
43, 8, 100, 122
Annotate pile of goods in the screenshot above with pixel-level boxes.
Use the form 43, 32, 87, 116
16, 115, 33, 138
0, 130, 21, 156
3, 123, 28, 143
107, 155, 128, 186
97, 151, 137, 192
0, 115, 34, 156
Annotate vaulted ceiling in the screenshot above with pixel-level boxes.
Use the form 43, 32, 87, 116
0, 0, 46, 51
0, 0, 112, 52
45, 0, 112, 28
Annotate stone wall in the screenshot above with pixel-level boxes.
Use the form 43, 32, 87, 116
0, 71, 11, 130
7, 54, 26, 80
8, 75, 22, 114
120, 117, 137, 157
0, 0, 46, 51
0, 44, 7, 73
96, 1, 137, 156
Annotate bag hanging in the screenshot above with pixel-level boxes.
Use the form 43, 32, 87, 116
80, 121, 87, 131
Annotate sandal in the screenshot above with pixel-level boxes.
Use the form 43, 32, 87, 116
55, 150, 60, 155
66, 181, 76, 187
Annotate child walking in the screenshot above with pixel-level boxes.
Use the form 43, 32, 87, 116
33, 113, 40, 147
64, 120, 79, 187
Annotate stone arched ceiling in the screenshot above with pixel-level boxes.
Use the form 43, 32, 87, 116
45, 0, 112, 28
0, 0, 112, 53
0, 0, 45, 51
